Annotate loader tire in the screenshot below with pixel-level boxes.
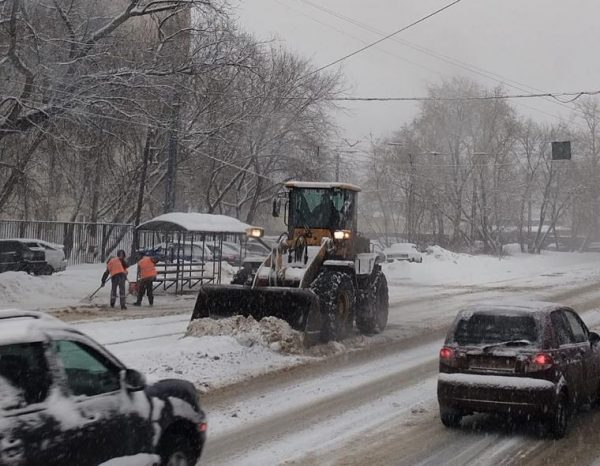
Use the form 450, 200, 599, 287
356, 270, 389, 335
311, 270, 355, 342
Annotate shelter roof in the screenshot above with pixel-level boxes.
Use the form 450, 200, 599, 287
137, 212, 251, 234
284, 181, 361, 192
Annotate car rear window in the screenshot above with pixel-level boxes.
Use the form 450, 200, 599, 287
451, 313, 538, 346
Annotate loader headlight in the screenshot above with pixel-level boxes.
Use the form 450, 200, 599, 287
333, 230, 351, 240
246, 227, 264, 238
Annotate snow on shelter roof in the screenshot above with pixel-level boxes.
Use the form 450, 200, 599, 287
284, 181, 361, 192
136, 212, 252, 234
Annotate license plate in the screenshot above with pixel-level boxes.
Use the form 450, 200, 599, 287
469, 357, 515, 371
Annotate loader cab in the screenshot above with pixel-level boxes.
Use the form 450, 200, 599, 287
284, 181, 360, 250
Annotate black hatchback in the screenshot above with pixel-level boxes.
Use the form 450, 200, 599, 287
437, 301, 600, 438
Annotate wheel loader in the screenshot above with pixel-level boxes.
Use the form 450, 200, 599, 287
191, 181, 389, 346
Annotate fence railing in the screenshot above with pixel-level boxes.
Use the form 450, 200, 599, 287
0, 219, 134, 265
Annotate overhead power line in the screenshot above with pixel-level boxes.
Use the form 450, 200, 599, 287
326, 89, 600, 102
307, 0, 465, 76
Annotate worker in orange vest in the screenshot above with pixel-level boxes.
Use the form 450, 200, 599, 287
134, 254, 158, 306
101, 249, 128, 309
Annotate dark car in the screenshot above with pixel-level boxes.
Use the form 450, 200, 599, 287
0, 240, 48, 275
437, 301, 600, 438
0, 310, 206, 466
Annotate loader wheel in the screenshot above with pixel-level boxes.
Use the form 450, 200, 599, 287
311, 270, 355, 342
356, 270, 389, 335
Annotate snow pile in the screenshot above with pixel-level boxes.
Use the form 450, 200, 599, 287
425, 245, 461, 262
0, 264, 105, 309
186, 316, 305, 354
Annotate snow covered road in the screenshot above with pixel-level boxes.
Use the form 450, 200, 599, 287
10, 249, 600, 465
196, 284, 600, 466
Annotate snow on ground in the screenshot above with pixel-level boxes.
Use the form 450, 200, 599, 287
384, 246, 600, 302
3, 246, 600, 396
385, 246, 600, 289
75, 314, 311, 392
0, 262, 236, 310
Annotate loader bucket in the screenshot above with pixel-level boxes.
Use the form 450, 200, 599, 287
191, 285, 323, 347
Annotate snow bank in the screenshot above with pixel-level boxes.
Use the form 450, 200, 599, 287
0, 261, 236, 311
425, 245, 462, 262
384, 245, 600, 288
0, 264, 106, 310
186, 316, 305, 354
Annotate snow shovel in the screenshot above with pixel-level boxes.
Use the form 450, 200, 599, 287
81, 285, 103, 303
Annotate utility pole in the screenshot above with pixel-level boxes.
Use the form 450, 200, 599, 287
132, 129, 153, 257
164, 98, 180, 213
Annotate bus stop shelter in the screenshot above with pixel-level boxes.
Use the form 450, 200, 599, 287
136, 212, 251, 293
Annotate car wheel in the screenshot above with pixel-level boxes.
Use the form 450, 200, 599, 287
547, 392, 568, 439
440, 407, 463, 428
161, 434, 197, 466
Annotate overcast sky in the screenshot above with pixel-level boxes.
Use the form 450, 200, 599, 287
234, 0, 600, 148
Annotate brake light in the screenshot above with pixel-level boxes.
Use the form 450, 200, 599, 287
198, 422, 208, 433
529, 352, 554, 371
439, 347, 454, 360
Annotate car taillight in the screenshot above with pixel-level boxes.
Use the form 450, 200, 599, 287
439, 347, 454, 360
528, 352, 554, 371
198, 422, 208, 433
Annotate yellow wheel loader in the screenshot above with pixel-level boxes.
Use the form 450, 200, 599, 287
191, 181, 389, 346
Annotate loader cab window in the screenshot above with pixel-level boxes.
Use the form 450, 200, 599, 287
290, 188, 355, 230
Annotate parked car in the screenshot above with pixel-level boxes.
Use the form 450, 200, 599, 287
437, 301, 600, 438
244, 239, 270, 258
148, 242, 214, 263
19, 239, 67, 273
0, 239, 49, 275
207, 241, 243, 266
0, 310, 207, 466
384, 243, 423, 263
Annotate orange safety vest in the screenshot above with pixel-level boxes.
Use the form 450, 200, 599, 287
138, 256, 157, 280
107, 257, 127, 277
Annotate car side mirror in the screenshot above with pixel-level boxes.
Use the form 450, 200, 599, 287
590, 332, 600, 346
122, 368, 146, 391
272, 199, 281, 218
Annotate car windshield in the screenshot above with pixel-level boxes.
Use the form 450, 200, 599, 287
451, 313, 538, 346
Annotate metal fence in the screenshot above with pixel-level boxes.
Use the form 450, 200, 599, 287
0, 219, 134, 265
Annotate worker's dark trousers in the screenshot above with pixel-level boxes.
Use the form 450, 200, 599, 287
110, 273, 127, 309
136, 278, 154, 305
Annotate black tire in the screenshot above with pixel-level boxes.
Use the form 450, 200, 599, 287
356, 270, 389, 335
547, 392, 568, 439
310, 270, 355, 342
440, 407, 463, 428
160, 433, 198, 466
